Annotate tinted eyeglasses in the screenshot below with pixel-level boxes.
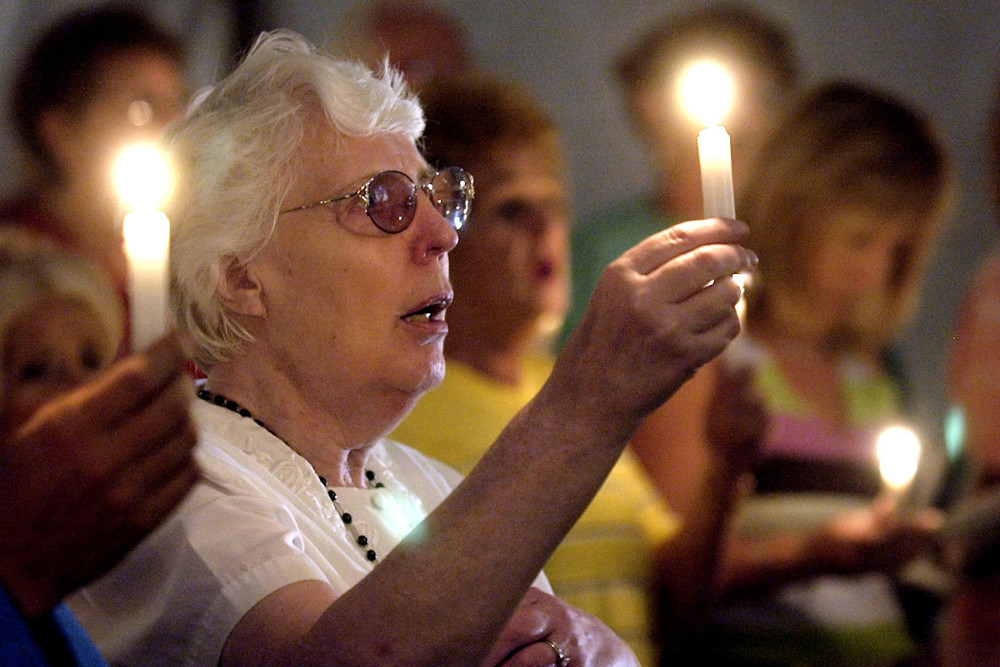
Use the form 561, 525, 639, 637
281, 166, 474, 234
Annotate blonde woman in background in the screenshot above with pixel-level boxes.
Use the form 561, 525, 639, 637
632, 81, 953, 665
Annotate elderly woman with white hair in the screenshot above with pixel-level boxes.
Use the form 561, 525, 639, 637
70, 31, 755, 666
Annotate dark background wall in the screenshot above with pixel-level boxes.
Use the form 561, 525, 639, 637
2, 0, 997, 495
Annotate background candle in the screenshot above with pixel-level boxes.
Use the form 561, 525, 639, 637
114, 143, 173, 350
876, 425, 921, 508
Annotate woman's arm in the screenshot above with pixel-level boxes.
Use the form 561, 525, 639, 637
221, 218, 756, 667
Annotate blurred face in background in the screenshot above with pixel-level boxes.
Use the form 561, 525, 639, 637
0, 297, 116, 438
449, 136, 570, 337
40, 47, 186, 195
803, 206, 910, 323
358, 2, 470, 91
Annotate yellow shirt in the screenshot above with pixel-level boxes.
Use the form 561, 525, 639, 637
392, 356, 677, 666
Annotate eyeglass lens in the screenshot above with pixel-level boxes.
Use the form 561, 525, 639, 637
366, 168, 472, 234
430, 167, 473, 232
367, 172, 418, 233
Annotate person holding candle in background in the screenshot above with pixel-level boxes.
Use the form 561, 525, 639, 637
634, 81, 952, 665
935, 487, 1000, 667
0, 227, 199, 665
0, 4, 187, 347
558, 3, 798, 350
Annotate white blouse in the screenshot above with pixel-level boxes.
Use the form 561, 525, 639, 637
69, 400, 510, 666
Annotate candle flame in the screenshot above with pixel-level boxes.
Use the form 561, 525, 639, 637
679, 60, 735, 128
114, 143, 172, 213
876, 425, 921, 491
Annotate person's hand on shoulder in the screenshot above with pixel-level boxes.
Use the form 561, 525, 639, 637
0, 332, 199, 618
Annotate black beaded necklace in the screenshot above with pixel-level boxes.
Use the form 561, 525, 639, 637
318, 472, 382, 562
196, 388, 385, 563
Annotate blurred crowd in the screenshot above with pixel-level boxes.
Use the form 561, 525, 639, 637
1, 2, 998, 666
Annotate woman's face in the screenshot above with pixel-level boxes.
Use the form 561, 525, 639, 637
804, 206, 910, 317
1, 297, 115, 437
449, 140, 570, 335
247, 120, 458, 413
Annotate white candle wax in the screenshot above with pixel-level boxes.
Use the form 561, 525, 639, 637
123, 210, 170, 350
698, 124, 746, 336
698, 125, 735, 219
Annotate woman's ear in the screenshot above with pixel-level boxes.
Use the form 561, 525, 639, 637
218, 256, 266, 318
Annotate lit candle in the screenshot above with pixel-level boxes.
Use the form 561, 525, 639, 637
876, 425, 921, 509
697, 126, 735, 219
679, 61, 744, 329
680, 60, 736, 219
114, 143, 173, 350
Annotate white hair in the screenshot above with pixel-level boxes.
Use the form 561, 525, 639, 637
166, 30, 424, 370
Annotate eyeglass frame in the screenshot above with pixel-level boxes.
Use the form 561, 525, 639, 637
279, 166, 474, 234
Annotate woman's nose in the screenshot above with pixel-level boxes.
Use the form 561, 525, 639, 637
409, 196, 459, 263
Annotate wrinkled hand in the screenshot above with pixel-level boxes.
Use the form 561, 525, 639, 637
808, 500, 943, 575
483, 587, 638, 667
0, 333, 199, 617
555, 218, 756, 439
704, 359, 768, 472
